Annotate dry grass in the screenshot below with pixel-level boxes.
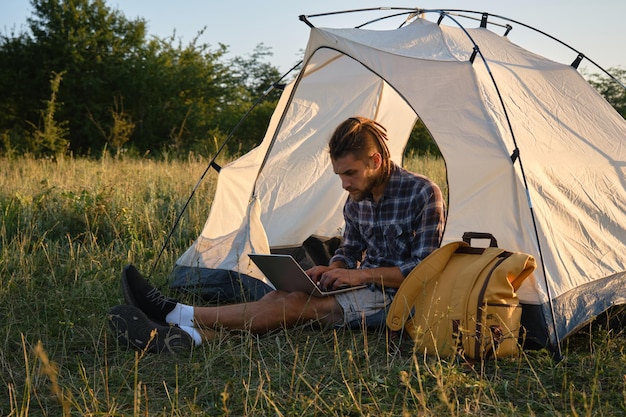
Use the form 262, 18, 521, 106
1, 154, 625, 416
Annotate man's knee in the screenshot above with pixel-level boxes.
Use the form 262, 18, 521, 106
259, 291, 341, 323
284, 292, 343, 324
260, 290, 311, 307
260, 290, 289, 303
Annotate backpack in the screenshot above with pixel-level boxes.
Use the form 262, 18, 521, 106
386, 233, 536, 360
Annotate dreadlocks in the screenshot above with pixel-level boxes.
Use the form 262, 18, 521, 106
329, 116, 393, 182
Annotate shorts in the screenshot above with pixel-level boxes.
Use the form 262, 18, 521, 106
334, 286, 394, 330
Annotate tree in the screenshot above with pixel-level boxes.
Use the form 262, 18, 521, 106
0, 0, 284, 157
0, 31, 43, 153
586, 67, 626, 119
223, 44, 284, 153
26, 0, 149, 153
0, 0, 150, 154
126, 32, 236, 154
26, 70, 69, 157
406, 118, 441, 157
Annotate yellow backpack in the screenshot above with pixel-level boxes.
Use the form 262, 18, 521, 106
386, 235, 536, 360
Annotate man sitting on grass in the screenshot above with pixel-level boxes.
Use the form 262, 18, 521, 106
108, 116, 446, 353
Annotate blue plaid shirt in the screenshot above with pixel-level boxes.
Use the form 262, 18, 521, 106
330, 162, 446, 279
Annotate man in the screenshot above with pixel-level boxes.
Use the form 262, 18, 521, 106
108, 116, 446, 353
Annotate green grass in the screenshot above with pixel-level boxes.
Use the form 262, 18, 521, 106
1, 155, 626, 416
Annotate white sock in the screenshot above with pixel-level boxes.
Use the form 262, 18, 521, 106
166, 303, 195, 328
180, 325, 203, 346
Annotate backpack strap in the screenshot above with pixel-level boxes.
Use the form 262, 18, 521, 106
386, 241, 467, 331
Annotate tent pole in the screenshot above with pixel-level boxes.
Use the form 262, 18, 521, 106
428, 9, 626, 89
312, 6, 626, 91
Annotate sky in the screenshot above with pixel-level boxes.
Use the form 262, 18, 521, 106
1, 0, 625, 75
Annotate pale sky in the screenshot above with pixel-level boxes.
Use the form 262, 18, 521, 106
2, 1, 625, 75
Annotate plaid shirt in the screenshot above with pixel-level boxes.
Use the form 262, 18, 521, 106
330, 162, 446, 279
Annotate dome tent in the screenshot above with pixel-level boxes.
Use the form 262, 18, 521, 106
170, 8, 626, 356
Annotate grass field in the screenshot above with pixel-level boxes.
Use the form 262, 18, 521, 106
1, 155, 626, 416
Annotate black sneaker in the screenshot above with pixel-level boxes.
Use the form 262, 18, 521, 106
108, 304, 193, 354
121, 264, 177, 322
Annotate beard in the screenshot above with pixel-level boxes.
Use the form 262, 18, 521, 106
348, 188, 371, 202
347, 170, 384, 202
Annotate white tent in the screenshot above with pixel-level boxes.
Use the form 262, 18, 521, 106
172, 8, 626, 353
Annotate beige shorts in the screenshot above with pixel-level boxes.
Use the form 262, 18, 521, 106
334, 286, 394, 329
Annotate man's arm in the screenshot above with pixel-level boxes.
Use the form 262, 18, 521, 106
327, 202, 365, 270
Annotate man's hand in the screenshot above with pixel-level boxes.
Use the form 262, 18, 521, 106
306, 265, 364, 291
308, 264, 406, 291
306, 265, 332, 283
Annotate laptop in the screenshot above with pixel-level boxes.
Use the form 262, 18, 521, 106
248, 253, 367, 297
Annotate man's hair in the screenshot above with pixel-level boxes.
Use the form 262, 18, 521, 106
329, 116, 392, 178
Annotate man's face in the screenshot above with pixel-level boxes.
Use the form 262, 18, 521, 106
331, 153, 381, 202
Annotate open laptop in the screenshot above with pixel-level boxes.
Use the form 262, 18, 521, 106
248, 253, 367, 297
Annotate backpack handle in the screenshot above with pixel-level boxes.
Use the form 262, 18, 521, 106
462, 232, 498, 247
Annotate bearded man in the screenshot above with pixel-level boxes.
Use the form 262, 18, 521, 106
109, 116, 446, 353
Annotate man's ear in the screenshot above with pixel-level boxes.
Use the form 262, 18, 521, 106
369, 152, 382, 169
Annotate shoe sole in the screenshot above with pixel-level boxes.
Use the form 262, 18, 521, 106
108, 304, 193, 354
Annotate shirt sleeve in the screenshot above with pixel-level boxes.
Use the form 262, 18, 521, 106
397, 181, 446, 276
329, 199, 363, 269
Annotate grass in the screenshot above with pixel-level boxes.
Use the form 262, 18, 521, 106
1, 154, 626, 416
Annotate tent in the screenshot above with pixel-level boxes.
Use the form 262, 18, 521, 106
170, 8, 626, 355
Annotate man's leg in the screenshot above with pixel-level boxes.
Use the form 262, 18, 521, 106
121, 265, 345, 340
192, 290, 344, 334
169, 265, 274, 303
